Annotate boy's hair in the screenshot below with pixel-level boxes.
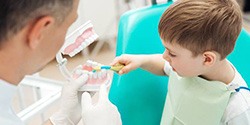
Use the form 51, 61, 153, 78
0, 0, 73, 42
158, 0, 242, 59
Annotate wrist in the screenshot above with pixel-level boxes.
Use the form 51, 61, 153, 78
50, 112, 75, 125
139, 54, 153, 68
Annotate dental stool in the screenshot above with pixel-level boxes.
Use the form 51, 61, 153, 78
109, 0, 250, 125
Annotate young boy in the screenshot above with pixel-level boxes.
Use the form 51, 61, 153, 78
111, 0, 250, 124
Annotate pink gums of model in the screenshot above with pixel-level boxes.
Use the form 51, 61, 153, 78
63, 27, 95, 55
72, 62, 110, 86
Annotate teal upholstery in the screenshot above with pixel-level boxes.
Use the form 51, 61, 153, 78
109, 1, 250, 125
228, 29, 250, 85
109, 3, 172, 125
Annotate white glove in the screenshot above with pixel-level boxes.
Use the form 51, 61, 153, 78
50, 74, 88, 125
81, 84, 122, 125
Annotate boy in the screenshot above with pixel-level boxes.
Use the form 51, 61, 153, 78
111, 0, 250, 124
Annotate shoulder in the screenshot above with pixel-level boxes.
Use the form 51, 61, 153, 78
222, 89, 250, 123
222, 69, 250, 123
222, 90, 250, 125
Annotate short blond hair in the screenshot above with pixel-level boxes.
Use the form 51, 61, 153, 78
158, 0, 242, 59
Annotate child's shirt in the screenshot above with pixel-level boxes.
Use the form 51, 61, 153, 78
163, 61, 250, 125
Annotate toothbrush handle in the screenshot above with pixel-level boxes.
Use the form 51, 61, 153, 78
110, 64, 124, 72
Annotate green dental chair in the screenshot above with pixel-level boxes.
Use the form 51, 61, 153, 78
228, 29, 250, 84
109, 1, 172, 125
109, 0, 250, 125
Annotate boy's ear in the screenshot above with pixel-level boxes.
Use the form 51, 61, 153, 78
27, 16, 55, 49
202, 51, 217, 66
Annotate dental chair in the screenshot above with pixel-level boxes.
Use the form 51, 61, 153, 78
109, 1, 172, 125
109, 0, 250, 125
228, 29, 250, 84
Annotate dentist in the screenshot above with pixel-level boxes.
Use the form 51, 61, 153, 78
0, 0, 121, 125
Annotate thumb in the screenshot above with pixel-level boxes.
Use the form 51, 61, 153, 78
98, 84, 108, 103
72, 74, 88, 90
118, 64, 133, 74
110, 55, 127, 66
81, 92, 93, 111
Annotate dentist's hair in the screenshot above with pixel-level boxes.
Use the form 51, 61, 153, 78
158, 0, 242, 60
0, 0, 73, 42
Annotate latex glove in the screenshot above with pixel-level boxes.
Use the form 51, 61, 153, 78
50, 74, 88, 125
81, 84, 122, 125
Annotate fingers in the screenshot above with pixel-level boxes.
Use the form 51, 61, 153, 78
118, 64, 132, 74
110, 55, 128, 66
98, 84, 108, 103
111, 55, 133, 74
72, 74, 88, 90
81, 92, 93, 111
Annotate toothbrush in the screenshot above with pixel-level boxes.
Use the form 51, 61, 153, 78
93, 63, 124, 72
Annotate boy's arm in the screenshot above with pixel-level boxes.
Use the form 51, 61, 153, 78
112, 54, 166, 75
140, 54, 166, 76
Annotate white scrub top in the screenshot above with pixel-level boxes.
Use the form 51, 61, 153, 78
0, 79, 25, 125
163, 61, 250, 125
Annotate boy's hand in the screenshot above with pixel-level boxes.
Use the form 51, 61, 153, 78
110, 54, 144, 74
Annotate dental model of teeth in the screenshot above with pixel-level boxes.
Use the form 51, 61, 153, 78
72, 60, 111, 91
61, 20, 98, 57
56, 21, 111, 91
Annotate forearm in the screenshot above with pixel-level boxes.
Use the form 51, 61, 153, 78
140, 54, 166, 75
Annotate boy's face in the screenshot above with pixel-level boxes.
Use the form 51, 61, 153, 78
162, 41, 205, 77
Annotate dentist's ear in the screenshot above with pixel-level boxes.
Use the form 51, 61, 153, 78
203, 51, 217, 66
27, 16, 55, 49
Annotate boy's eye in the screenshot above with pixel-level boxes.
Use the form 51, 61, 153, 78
169, 52, 176, 57
165, 49, 176, 57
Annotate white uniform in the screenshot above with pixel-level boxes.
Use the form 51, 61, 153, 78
0, 79, 25, 125
163, 61, 250, 125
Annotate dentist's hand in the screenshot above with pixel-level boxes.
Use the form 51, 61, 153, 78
81, 85, 122, 125
50, 74, 88, 125
111, 54, 145, 74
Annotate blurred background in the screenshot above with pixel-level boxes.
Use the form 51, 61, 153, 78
12, 0, 250, 125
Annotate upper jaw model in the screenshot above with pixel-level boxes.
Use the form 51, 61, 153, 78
61, 21, 98, 57
56, 21, 111, 91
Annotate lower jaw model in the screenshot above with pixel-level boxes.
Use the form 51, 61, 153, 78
72, 60, 111, 91
56, 21, 111, 91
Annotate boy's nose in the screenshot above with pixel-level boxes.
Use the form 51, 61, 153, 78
163, 50, 171, 62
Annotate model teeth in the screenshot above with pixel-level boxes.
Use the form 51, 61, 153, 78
72, 60, 109, 85
68, 34, 97, 57
96, 72, 100, 78
62, 21, 98, 57
93, 73, 98, 79
88, 72, 93, 79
